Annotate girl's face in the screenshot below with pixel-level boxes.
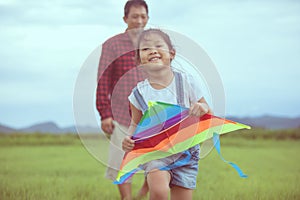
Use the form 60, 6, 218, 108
139, 33, 175, 71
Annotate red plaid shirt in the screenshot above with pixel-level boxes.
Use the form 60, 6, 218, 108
96, 32, 144, 127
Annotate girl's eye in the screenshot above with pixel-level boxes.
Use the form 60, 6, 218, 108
142, 48, 149, 51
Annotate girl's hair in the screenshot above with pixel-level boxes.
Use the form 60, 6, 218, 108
124, 0, 149, 17
136, 29, 175, 63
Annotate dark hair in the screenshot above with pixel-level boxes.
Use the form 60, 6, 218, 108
124, 0, 149, 17
136, 29, 175, 63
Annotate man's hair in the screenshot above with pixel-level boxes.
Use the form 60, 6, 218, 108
124, 0, 149, 17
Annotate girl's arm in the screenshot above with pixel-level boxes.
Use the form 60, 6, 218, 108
189, 97, 213, 116
122, 103, 143, 152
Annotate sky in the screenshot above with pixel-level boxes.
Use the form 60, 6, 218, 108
1, 0, 300, 128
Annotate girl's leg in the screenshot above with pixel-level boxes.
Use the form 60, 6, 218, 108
147, 170, 171, 200
135, 178, 149, 199
171, 185, 193, 200
118, 183, 132, 200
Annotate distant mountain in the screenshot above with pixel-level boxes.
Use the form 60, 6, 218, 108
0, 122, 100, 134
227, 115, 300, 129
0, 115, 299, 134
21, 122, 62, 134
0, 124, 17, 133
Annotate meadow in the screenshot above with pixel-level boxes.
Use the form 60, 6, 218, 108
0, 129, 299, 200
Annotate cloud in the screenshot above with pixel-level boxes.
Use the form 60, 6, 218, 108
0, 0, 124, 26
152, 0, 300, 118
1, 0, 300, 128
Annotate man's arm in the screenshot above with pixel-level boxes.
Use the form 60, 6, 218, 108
96, 42, 115, 133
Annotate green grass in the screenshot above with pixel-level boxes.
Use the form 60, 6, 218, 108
0, 130, 299, 200
198, 138, 300, 200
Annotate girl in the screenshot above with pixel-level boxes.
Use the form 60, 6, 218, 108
123, 29, 212, 200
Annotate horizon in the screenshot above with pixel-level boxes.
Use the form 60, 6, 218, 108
1, 114, 300, 130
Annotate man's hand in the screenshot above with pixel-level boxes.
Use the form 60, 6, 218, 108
101, 117, 114, 134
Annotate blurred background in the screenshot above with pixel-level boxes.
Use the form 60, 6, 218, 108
1, 0, 299, 130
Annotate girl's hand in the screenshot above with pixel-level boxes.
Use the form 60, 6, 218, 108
189, 102, 209, 117
122, 136, 135, 152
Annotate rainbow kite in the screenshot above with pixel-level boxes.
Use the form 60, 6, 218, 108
114, 101, 250, 184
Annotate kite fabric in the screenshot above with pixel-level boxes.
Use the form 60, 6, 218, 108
114, 101, 250, 184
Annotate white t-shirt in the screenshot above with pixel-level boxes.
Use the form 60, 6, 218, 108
128, 72, 203, 113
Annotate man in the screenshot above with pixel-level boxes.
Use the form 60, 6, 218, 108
96, 0, 149, 199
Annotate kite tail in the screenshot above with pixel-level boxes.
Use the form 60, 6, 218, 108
213, 133, 248, 178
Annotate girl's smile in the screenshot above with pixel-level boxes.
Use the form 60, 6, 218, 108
148, 54, 161, 63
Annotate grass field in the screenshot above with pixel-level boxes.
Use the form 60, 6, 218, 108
0, 129, 299, 200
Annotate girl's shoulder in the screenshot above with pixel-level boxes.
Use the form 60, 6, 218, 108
172, 69, 192, 79
172, 70, 194, 85
135, 79, 150, 91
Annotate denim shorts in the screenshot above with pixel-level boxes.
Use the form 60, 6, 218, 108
142, 145, 200, 189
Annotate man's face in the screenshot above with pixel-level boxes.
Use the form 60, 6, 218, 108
124, 6, 148, 30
